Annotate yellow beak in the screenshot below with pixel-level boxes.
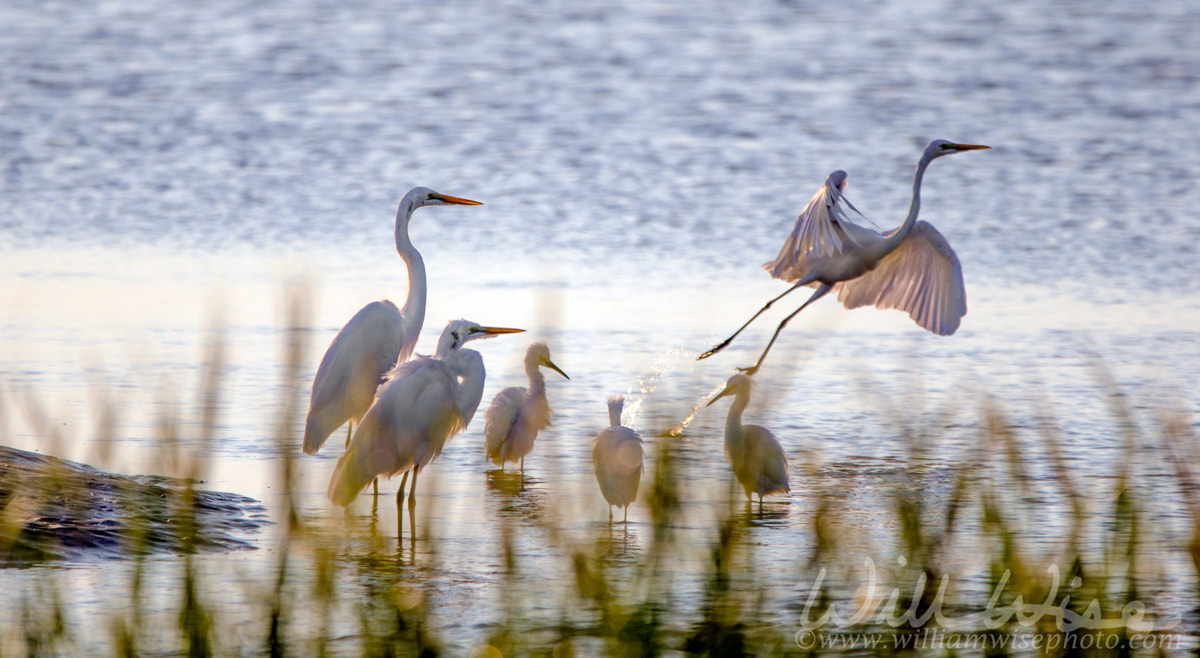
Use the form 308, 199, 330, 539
432, 193, 483, 206
478, 326, 524, 336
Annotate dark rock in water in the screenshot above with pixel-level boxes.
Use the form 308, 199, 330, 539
0, 445, 271, 567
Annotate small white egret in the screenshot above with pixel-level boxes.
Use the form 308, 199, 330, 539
707, 374, 789, 509
303, 187, 482, 458
699, 140, 989, 374
592, 395, 645, 523
326, 320, 524, 525
483, 343, 569, 472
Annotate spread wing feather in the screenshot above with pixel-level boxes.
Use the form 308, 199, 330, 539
834, 221, 966, 335
764, 170, 866, 281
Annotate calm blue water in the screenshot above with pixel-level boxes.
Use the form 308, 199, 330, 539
2, 0, 1199, 652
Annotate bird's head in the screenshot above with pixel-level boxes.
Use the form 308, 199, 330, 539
707, 373, 754, 407
526, 342, 569, 379
406, 186, 483, 210
437, 319, 524, 355
825, 170, 849, 192
925, 139, 990, 160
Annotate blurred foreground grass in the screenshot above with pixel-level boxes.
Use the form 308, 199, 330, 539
1, 287, 1197, 656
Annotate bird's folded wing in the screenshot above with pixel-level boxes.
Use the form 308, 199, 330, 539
363, 360, 464, 469
763, 172, 862, 282
834, 221, 966, 335
484, 387, 525, 455
309, 301, 404, 412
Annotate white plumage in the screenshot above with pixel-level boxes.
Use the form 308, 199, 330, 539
303, 187, 481, 456
327, 320, 522, 514
591, 395, 644, 522
707, 374, 789, 507
701, 139, 988, 374
483, 343, 569, 471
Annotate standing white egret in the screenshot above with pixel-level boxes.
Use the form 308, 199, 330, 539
483, 343, 569, 472
592, 395, 645, 523
303, 187, 482, 458
699, 140, 989, 374
327, 320, 524, 525
707, 374, 789, 509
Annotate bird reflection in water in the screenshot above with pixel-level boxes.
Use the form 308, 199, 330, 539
485, 470, 549, 524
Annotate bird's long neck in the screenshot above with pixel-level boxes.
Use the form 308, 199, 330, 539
449, 349, 486, 427
882, 151, 937, 253
607, 397, 624, 427
724, 392, 749, 451
526, 363, 547, 399
394, 201, 427, 348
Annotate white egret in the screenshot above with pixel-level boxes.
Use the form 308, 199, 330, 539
699, 140, 989, 374
303, 187, 482, 458
592, 395, 645, 523
327, 320, 524, 524
707, 374, 789, 509
483, 343, 569, 472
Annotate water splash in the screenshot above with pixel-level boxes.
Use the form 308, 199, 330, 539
622, 347, 697, 432
665, 380, 728, 438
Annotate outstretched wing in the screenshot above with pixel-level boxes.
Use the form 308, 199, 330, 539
303, 300, 404, 455
764, 170, 866, 282
834, 221, 966, 335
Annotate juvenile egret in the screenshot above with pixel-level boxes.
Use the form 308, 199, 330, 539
707, 374, 789, 509
699, 140, 989, 374
592, 395, 645, 523
303, 187, 482, 457
483, 343, 569, 472
327, 320, 524, 525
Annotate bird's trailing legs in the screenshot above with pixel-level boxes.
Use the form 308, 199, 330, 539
736, 283, 833, 376
698, 282, 809, 361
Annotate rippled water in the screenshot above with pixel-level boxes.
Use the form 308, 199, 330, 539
2, 0, 1199, 652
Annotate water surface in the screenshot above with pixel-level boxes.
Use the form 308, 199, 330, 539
2, 0, 1199, 652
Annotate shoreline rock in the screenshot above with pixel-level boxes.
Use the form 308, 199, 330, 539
0, 445, 271, 567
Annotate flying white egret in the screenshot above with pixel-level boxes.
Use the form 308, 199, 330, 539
303, 187, 481, 461
326, 320, 524, 525
592, 395, 645, 523
698, 140, 989, 374
707, 374, 789, 509
483, 342, 569, 472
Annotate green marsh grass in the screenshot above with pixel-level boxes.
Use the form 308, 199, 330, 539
0, 287, 1196, 656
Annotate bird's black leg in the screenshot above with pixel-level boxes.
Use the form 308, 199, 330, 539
738, 283, 832, 375
396, 471, 409, 538
699, 282, 806, 360
407, 468, 419, 542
